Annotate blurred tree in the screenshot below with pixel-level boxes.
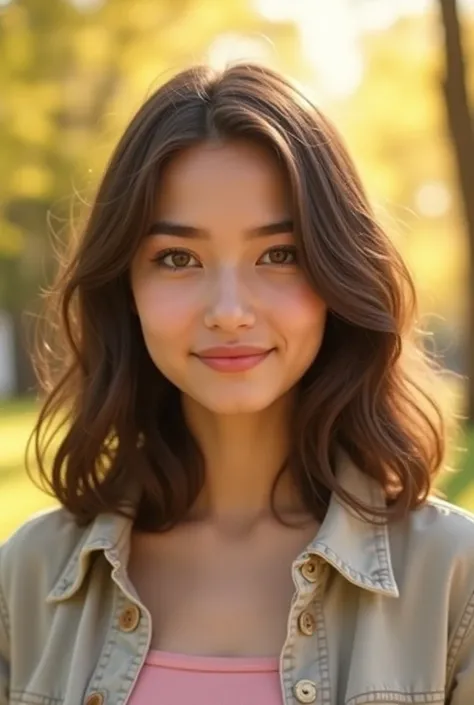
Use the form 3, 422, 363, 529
0, 0, 299, 392
437, 0, 474, 424
336, 12, 470, 382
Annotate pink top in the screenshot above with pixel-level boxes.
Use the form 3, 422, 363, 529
128, 649, 282, 705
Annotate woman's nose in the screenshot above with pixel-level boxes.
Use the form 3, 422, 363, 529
203, 268, 256, 331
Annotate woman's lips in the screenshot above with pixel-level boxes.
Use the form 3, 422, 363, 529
193, 346, 274, 373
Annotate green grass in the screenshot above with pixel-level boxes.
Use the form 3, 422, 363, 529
438, 427, 474, 508
0, 396, 473, 541
0, 398, 58, 539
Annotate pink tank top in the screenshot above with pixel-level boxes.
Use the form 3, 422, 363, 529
128, 649, 282, 705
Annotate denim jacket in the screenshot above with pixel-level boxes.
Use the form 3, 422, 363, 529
0, 451, 473, 705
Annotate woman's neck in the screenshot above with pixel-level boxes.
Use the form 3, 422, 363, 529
182, 391, 306, 527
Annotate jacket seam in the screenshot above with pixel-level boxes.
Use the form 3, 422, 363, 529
345, 689, 445, 704
313, 594, 331, 705
446, 586, 474, 687
10, 690, 63, 704
373, 522, 395, 591
0, 552, 9, 638
0, 587, 9, 639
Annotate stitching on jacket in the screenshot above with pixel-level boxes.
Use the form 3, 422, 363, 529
313, 595, 331, 705
10, 690, 63, 704
51, 541, 83, 595
446, 587, 474, 687
345, 689, 445, 704
0, 546, 9, 637
373, 523, 392, 589
116, 597, 151, 704
0, 581, 9, 639
279, 587, 301, 704
87, 582, 122, 688
312, 544, 376, 591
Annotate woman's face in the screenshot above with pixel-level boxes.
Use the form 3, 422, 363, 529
130, 139, 327, 414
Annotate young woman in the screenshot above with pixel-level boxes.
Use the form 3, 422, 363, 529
0, 63, 473, 705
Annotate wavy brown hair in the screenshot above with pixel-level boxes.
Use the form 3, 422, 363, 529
28, 62, 448, 530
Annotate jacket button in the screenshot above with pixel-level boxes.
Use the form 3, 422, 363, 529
85, 693, 104, 705
294, 679, 317, 703
298, 610, 315, 636
119, 604, 141, 632
301, 558, 318, 582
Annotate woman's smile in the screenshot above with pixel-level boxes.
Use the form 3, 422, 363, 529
192, 346, 276, 373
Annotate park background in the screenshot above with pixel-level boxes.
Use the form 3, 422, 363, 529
0, 0, 473, 540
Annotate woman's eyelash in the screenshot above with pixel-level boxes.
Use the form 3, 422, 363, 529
258, 245, 298, 265
151, 248, 200, 269
150, 244, 298, 269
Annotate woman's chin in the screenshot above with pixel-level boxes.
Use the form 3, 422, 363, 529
189, 390, 282, 416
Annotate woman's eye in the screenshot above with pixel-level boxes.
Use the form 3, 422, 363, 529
153, 249, 200, 269
258, 246, 298, 266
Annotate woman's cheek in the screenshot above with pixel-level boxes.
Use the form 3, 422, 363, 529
137, 276, 203, 329
261, 275, 324, 315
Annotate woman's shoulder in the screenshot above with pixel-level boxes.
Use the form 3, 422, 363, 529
0, 506, 88, 596
390, 496, 474, 598
1, 504, 84, 551
404, 495, 474, 551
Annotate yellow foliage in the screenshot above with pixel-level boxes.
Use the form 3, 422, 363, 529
73, 25, 111, 69
8, 89, 53, 145
0, 222, 24, 258
11, 164, 53, 199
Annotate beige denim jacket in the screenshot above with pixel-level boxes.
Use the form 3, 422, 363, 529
0, 451, 473, 705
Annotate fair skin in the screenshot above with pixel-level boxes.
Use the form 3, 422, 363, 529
129, 139, 327, 656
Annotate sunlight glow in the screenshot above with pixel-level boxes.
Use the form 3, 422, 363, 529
206, 33, 276, 70
255, 0, 474, 98
415, 182, 452, 218
255, 0, 364, 98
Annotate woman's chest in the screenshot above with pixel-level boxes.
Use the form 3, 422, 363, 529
127, 524, 312, 656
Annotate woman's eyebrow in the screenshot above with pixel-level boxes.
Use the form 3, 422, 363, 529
146, 219, 294, 238
146, 221, 203, 238
250, 220, 294, 236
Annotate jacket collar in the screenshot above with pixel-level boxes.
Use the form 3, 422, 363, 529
305, 447, 398, 597
47, 448, 399, 604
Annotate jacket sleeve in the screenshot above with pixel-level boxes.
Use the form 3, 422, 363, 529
448, 590, 474, 704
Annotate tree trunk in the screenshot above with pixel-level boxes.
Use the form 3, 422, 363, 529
438, 0, 474, 424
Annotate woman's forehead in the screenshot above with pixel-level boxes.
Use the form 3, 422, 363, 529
152, 141, 292, 226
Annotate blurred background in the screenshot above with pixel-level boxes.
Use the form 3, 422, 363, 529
0, 0, 473, 539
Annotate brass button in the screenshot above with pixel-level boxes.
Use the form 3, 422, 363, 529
294, 679, 317, 703
119, 604, 141, 632
298, 610, 315, 636
85, 694, 104, 705
301, 558, 318, 582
